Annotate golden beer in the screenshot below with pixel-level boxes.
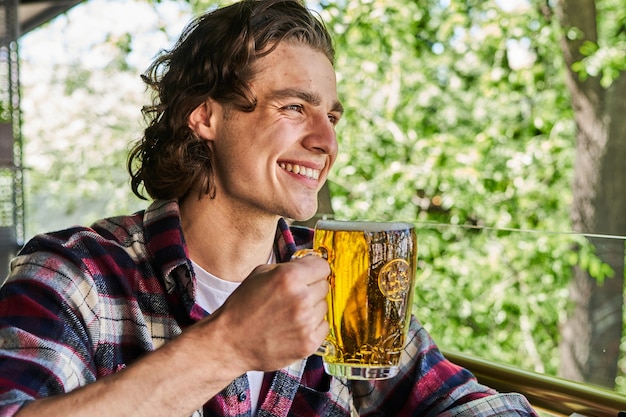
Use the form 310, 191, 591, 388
314, 220, 417, 380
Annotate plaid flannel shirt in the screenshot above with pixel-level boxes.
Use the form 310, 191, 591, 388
0, 199, 538, 416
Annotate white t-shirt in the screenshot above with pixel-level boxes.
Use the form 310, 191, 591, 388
191, 259, 270, 414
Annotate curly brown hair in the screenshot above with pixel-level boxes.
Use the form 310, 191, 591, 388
127, 0, 335, 201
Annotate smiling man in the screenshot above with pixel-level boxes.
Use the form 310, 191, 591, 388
0, 1, 537, 416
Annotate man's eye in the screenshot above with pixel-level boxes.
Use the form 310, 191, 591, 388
328, 113, 340, 125
283, 104, 304, 112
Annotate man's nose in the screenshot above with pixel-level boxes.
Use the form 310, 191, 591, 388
303, 113, 338, 156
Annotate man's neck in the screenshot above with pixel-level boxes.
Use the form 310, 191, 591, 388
179, 196, 279, 282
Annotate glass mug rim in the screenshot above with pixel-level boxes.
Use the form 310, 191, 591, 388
315, 219, 415, 232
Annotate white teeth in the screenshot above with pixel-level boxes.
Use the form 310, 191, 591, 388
280, 163, 320, 180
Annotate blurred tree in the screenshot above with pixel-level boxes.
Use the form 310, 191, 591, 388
19, 0, 191, 235
555, 0, 626, 388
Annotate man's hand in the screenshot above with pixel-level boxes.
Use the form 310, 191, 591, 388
207, 254, 330, 373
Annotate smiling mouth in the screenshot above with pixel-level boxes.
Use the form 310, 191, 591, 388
279, 163, 321, 180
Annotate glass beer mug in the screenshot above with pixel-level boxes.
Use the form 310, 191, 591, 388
293, 220, 417, 380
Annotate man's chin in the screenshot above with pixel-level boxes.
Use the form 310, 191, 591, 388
289, 211, 316, 223
284, 204, 318, 223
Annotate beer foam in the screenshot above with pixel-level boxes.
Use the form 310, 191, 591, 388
316, 220, 414, 232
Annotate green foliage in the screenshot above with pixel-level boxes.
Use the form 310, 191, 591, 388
317, 0, 626, 392
19, 1, 190, 234
317, 0, 626, 387
571, 0, 626, 87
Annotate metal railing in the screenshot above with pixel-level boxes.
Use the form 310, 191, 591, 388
443, 349, 626, 417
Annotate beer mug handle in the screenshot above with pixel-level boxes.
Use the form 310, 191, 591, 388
291, 249, 331, 357
316, 342, 332, 356
291, 248, 323, 260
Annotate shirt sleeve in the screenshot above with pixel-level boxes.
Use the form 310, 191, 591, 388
437, 393, 539, 416
0, 244, 100, 416
352, 316, 539, 416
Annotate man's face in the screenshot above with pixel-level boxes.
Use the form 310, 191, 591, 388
209, 42, 343, 221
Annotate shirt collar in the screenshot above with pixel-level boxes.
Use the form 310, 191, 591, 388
142, 200, 315, 319
143, 199, 191, 295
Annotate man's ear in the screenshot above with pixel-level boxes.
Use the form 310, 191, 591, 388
188, 99, 221, 140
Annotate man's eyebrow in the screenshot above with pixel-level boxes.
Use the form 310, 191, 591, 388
333, 100, 345, 115
270, 88, 344, 115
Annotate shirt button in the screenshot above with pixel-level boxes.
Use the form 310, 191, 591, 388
238, 392, 247, 402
